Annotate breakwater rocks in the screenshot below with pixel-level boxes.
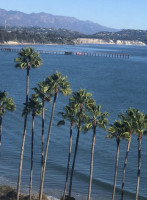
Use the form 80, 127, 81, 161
0, 185, 48, 200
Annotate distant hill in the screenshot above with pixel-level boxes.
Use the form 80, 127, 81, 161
0, 27, 86, 45
92, 29, 147, 44
0, 8, 117, 34
0, 26, 146, 45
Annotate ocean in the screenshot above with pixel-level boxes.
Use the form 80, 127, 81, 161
0, 44, 147, 200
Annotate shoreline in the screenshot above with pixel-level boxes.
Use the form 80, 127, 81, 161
0, 39, 146, 46
0, 185, 60, 200
75, 38, 146, 46
0, 41, 60, 46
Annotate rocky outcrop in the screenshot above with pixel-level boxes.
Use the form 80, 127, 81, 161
75, 38, 146, 46
0, 186, 48, 200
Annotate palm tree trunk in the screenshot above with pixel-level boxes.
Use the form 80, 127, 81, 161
135, 136, 142, 200
68, 127, 80, 198
17, 114, 27, 200
121, 136, 132, 200
112, 139, 120, 200
87, 126, 96, 200
39, 91, 58, 200
17, 67, 30, 200
62, 123, 73, 200
29, 114, 35, 200
41, 99, 45, 177
26, 67, 30, 105
0, 115, 2, 146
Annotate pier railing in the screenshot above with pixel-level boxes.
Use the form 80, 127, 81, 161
0, 48, 130, 59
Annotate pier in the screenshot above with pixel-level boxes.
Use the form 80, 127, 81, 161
0, 48, 130, 59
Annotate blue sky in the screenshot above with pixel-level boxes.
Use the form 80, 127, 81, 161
0, 0, 146, 30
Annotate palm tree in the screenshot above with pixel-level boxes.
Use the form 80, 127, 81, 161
39, 71, 71, 200
106, 120, 130, 200
0, 91, 16, 145
131, 109, 147, 200
22, 94, 42, 200
33, 81, 52, 176
83, 104, 108, 200
68, 89, 95, 199
15, 47, 42, 105
119, 107, 135, 200
15, 47, 42, 200
57, 105, 78, 200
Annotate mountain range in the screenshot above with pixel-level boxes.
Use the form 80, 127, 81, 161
0, 8, 117, 34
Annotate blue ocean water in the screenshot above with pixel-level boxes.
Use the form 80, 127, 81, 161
0, 44, 147, 200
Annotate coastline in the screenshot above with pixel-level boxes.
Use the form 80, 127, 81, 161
0, 41, 60, 46
75, 38, 146, 46
0, 39, 146, 46
0, 185, 59, 200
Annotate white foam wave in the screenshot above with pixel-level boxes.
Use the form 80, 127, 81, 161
47, 196, 60, 200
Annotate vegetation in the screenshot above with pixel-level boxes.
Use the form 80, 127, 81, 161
0, 26, 147, 45
32, 81, 52, 180
0, 45, 147, 200
106, 120, 130, 200
119, 108, 135, 200
67, 89, 94, 199
39, 72, 72, 200
131, 109, 147, 200
15, 47, 42, 200
22, 94, 42, 200
0, 91, 16, 145
0, 27, 85, 45
0, 186, 48, 200
57, 105, 78, 200
92, 29, 147, 44
83, 104, 108, 200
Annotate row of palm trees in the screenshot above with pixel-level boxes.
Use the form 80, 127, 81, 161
0, 47, 146, 200
14, 47, 73, 200
106, 108, 147, 200
57, 92, 109, 200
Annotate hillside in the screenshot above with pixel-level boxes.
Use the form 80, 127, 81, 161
0, 27, 146, 45
92, 29, 147, 44
0, 8, 117, 34
0, 27, 86, 45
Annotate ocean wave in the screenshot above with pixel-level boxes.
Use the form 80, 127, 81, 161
47, 196, 60, 200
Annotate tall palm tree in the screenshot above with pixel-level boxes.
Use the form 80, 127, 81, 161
57, 105, 78, 200
15, 47, 42, 105
33, 81, 52, 176
39, 71, 71, 200
131, 109, 147, 200
83, 104, 108, 200
68, 89, 95, 199
119, 107, 135, 200
0, 91, 16, 145
15, 47, 42, 200
22, 94, 42, 200
106, 120, 130, 200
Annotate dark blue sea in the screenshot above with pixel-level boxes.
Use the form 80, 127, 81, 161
0, 44, 147, 200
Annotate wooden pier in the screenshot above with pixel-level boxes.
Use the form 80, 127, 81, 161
0, 48, 130, 59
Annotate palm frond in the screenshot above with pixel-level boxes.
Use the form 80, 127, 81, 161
57, 120, 65, 126
0, 91, 16, 116
15, 47, 42, 70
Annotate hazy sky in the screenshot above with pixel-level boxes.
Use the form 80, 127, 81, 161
0, 0, 146, 30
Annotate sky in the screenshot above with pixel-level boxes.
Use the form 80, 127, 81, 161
0, 0, 146, 30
